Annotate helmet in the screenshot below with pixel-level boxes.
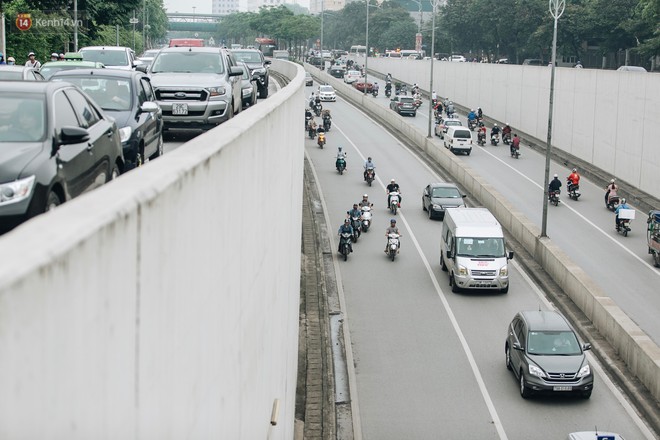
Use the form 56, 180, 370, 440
478, 107, 481, 110
505, 122, 509, 126
479, 122, 484, 127
390, 219, 396, 223
390, 178, 395, 183
494, 123, 498, 127
572, 168, 577, 172
449, 101, 453, 104
7, 56, 15, 62
471, 109, 475, 112
28, 52, 35, 57
338, 146, 342, 151
59, 53, 65, 58
610, 178, 615, 183
363, 194, 368, 198
51, 52, 58, 57
367, 157, 372, 160
621, 198, 626, 204
344, 219, 350, 224
554, 174, 558, 178
353, 204, 358, 208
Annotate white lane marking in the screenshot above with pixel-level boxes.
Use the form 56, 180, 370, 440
475, 146, 660, 277
305, 149, 364, 440
333, 122, 509, 440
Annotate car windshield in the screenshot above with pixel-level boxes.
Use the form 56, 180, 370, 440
233, 51, 262, 63
432, 187, 461, 198
142, 49, 160, 58
0, 94, 47, 142
0, 71, 23, 80
527, 330, 581, 355
81, 49, 128, 66
319, 86, 334, 93
447, 120, 462, 126
400, 97, 414, 103
151, 51, 225, 74
52, 77, 132, 111
456, 237, 505, 258
40, 65, 89, 80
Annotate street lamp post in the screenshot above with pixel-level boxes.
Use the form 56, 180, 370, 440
540, 0, 565, 237
320, 0, 324, 68
426, 0, 437, 138
74, 0, 78, 52
364, 0, 369, 95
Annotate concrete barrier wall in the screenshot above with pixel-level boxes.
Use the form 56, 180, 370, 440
359, 58, 660, 197
311, 66, 660, 402
0, 61, 304, 439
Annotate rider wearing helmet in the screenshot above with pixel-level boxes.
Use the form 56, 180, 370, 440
359, 193, 372, 208
615, 198, 631, 230
385, 218, 401, 253
386, 178, 401, 208
502, 122, 512, 136
568, 168, 580, 186
549, 173, 562, 195
336, 146, 347, 171
338, 218, 354, 252
364, 156, 376, 181
605, 178, 619, 204
467, 109, 477, 122
491, 123, 501, 136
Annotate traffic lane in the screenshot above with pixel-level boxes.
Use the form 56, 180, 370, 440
362, 89, 660, 344
307, 104, 502, 439
317, 95, 653, 439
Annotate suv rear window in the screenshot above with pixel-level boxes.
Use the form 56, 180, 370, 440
454, 129, 471, 139
80, 49, 128, 66
233, 51, 262, 63
151, 51, 226, 74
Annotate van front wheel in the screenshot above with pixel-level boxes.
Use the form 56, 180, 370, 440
450, 273, 461, 293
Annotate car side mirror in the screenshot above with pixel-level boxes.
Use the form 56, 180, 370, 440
582, 343, 591, 351
135, 64, 148, 73
462, 194, 467, 198
446, 249, 452, 259
512, 342, 523, 351
507, 251, 514, 260
140, 101, 159, 113
251, 73, 260, 81
264, 60, 272, 65
58, 126, 90, 146
228, 66, 243, 77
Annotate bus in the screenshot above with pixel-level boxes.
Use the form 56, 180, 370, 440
256, 37, 277, 57
350, 45, 367, 56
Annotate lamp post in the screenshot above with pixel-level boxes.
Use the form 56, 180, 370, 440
426, 0, 437, 138
540, 0, 565, 237
73, 0, 78, 52
364, 0, 369, 95
320, 0, 324, 68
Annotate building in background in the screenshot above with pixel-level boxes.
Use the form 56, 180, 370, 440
213, 0, 241, 14
309, 0, 346, 14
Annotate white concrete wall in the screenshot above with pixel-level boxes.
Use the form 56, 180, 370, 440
362, 58, 660, 197
0, 61, 304, 439
312, 66, 660, 402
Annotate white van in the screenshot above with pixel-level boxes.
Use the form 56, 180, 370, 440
440, 208, 513, 293
444, 125, 473, 155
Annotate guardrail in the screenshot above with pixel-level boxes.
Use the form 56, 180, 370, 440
309, 66, 660, 406
0, 61, 305, 438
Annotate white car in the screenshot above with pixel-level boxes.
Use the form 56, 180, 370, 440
318, 85, 336, 102
344, 70, 362, 84
450, 55, 467, 62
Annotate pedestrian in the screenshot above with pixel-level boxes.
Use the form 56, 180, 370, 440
50, 52, 59, 62
6, 56, 16, 65
25, 52, 41, 68
59, 53, 65, 60
0, 52, 5, 65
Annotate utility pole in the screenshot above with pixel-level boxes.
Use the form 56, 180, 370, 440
74, 0, 78, 51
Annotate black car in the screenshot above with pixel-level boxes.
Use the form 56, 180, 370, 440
0, 81, 124, 231
389, 96, 416, 116
506, 310, 594, 399
237, 61, 258, 108
231, 49, 271, 98
52, 69, 163, 169
329, 65, 345, 79
0, 65, 45, 81
421, 183, 467, 219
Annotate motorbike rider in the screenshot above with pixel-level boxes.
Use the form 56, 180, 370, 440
412, 83, 419, 94
549, 174, 562, 197
432, 90, 438, 102
605, 179, 618, 204
477, 122, 487, 143
615, 198, 632, 230
363, 156, 376, 181
347, 204, 362, 225
307, 118, 317, 135
308, 92, 316, 108
373, 81, 379, 94
467, 109, 477, 124
477, 107, 483, 120
336, 146, 347, 171
491, 123, 501, 138
567, 168, 580, 188
386, 178, 401, 208
338, 219, 354, 253
511, 134, 520, 154
446, 101, 455, 117
385, 73, 392, 82
359, 194, 372, 208
502, 123, 512, 140
384, 218, 402, 253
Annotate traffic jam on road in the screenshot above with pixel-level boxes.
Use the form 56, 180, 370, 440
303, 56, 657, 439
0, 42, 271, 233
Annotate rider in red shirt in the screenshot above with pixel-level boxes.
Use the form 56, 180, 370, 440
510, 134, 520, 154
568, 168, 580, 186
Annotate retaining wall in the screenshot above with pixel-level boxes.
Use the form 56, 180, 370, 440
311, 66, 660, 403
359, 58, 660, 198
0, 61, 305, 439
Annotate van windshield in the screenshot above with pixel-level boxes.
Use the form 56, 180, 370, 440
457, 237, 505, 258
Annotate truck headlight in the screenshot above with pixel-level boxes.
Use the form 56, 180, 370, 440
432, 204, 442, 210
457, 265, 467, 276
0, 175, 36, 206
119, 126, 132, 144
207, 86, 226, 97
529, 364, 546, 378
577, 364, 591, 378
500, 265, 508, 276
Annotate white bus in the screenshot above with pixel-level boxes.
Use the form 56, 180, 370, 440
350, 45, 367, 56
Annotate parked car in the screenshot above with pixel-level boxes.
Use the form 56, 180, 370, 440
0, 81, 123, 232
522, 58, 544, 66
305, 71, 313, 86
79, 46, 137, 70
389, 96, 416, 116
38, 60, 105, 80
145, 46, 243, 131
0, 65, 44, 81
318, 85, 336, 102
616, 65, 647, 72
450, 54, 467, 62
51, 69, 163, 169
231, 49, 271, 98
421, 183, 467, 219
434, 117, 462, 138
237, 61, 258, 108
344, 70, 362, 84
505, 310, 594, 399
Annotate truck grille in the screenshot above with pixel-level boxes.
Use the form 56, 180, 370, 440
156, 88, 208, 102
470, 270, 496, 277
546, 372, 577, 382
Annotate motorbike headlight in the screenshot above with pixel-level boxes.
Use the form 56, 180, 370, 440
0, 175, 36, 206
528, 364, 546, 378
457, 265, 468, 276
207, 86, 226, 97
119, 126, 132, 144
577, 364, 591, 378
500, 265, 508, 276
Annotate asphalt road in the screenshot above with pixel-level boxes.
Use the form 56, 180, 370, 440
360, 87, 660, 348
303, 81, 655, 440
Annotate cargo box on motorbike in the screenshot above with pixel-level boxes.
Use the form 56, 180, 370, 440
618, 209, 635, 220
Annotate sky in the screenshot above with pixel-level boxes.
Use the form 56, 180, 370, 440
164, 0, 213, 14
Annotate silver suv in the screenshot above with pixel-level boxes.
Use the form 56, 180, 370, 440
79, 46, 136, 70
146, 47, 243, 130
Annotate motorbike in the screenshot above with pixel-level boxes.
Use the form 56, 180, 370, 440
308, 125, 316, 139
317, 132, 326, 149
305, 115, 312, 130
314, 103, 322, 117
477, 131, 486, 146
567, 181, 581, 200
385, 86, 391, 98
616, 218, 633, 237
389, 191, 401, 215
339, 232, 352, 261
336, 157, 346, 175
510, 146, 520, 159
360, 205, 372, 232
646, 210, 660, 267
350, 216, 362, 242
323, 116, 331, 131
468, 119, 478, 131
503, 132, 512, 145
606, 193, 620, 211
548, 190, 560, 206
387, 233, 400, 261
413, 94, 422, 108
372, 88, 379, 97
490, 133, 500, 146
365, 167, 375, 186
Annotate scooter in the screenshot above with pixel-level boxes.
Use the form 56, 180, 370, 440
365, 167, 375, 186
503, 132, 512, 145
360, 205, 372, 232
477, 132, 486, 146
339, 232, 352, 261
372, 89, 378, 97
389, 191, 401, 215
468, 119, 477, 131
350, 216, 361, 242
317, 132, 326, 149
314, 103, 322, 117
387, 233, 400, 261
336, 157, 346, 175
323, 116, 331, 131
413, 94, 422, 108
385, 86, 391, 98
549, 190, 560, 206
308, 125, 316, 139
567, 181, 581, 200
616, 218, 632, 237
606, 193, 620, 211
510, 145, 520, 159
491, 133, 500, 146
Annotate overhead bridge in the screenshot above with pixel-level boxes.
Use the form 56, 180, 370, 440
166, 12, 222, 33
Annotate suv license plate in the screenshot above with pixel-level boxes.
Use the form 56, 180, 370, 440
553, 386, 572, 391
172, 103, 188, 115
